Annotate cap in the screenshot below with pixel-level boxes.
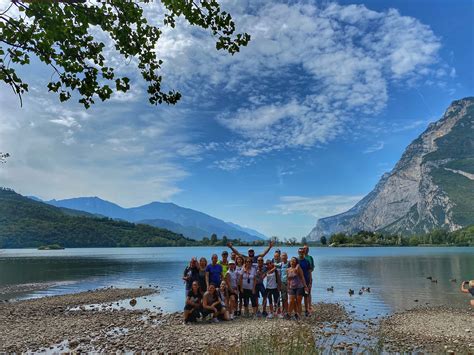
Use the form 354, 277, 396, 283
275, 249, 281, 253
229, 260, 236, 265
222, 251, 229, 255
265, 259, 272, 264
248, 248, 255, 252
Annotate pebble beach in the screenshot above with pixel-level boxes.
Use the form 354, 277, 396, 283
0, 287, 473, 353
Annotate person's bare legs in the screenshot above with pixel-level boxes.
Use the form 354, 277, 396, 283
296, 295, 303, 317
304, 294, 310, 314
229, 295, 236, 315
288, 295, 296, 316
282, 289, 288, 315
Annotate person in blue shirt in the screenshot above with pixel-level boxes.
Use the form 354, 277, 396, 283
205, 254, 223, 290
298, 247, 312, 316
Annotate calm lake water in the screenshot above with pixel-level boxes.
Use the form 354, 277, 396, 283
0, 247, 472, 318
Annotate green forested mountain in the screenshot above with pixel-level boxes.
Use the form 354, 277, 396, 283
0, 188, 198, 248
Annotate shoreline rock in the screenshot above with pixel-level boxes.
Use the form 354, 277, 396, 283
380, 305, 474, 353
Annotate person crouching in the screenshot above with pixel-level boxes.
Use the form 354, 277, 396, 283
184, 281, 203, 324
202, 283, 228, 322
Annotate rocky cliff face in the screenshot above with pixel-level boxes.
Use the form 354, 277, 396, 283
308, 97, 474, 239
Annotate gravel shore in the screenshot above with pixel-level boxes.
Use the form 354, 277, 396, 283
0, 288, 347, 353
1, 288, 472, 353
380, 305, 474, 353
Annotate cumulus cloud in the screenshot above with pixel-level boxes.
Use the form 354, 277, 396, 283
270, 195, 364, 219
151, 1, 447, 166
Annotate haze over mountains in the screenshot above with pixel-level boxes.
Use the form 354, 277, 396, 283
44, 197, 266, 241
308, 97, 474, 240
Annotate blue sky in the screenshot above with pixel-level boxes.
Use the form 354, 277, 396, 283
0, 0, 473, 239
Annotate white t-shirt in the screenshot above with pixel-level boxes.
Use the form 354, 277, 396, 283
226, 269, 239, 289
266, 269, 279, 289
241, 268, 256, 290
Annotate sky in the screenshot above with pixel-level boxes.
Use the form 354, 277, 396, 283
0, 0, 473, 239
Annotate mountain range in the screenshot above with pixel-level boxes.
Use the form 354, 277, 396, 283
0, 188, 196, 248
43, 197, 266, 241
308, 97, 474, 239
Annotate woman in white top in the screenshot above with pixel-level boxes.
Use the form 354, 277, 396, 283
225, 260, 239, 319
264, 259, 281, 318
235, 255, 244, 315
239, 257, 257, 316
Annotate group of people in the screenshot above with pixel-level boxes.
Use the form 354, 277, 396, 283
182, 242, 315, 323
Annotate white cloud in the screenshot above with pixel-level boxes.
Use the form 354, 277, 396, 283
363, 141, 385, 154
270, 195, 364, 219
0, 81, 194, 206
150, 1, 447, 165
49, 116, 81, 129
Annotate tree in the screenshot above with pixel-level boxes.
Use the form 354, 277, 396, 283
320, 236, 327, 245
0, 1, 250, 107
210, 233, 218, 245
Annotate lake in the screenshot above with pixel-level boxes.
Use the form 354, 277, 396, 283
0, 246, 472, 318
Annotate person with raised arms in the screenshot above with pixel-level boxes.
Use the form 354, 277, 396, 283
227, 241, 274, 264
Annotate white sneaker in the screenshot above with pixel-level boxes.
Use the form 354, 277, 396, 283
230, 314, 235, 320
267, 313, 273, 319
212, 318, 220, 323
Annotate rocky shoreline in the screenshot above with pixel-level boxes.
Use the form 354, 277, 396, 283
0, 288, 472, 353
380, 305, 474, 353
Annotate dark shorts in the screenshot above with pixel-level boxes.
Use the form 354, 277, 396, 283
242, 288, 257, 307
184, 306, 202, 322
202, 303, 224, 316
255, 283, 266, 298
266, 288, 280, 305
184, 304, 199, 311
288, 287, 304, 297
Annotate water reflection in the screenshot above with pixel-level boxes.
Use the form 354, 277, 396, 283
0, 247, 472, 317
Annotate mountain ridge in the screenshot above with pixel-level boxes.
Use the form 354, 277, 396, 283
45, 196, 264, 241
308, 97, 474, 239
0, 188, 197, 248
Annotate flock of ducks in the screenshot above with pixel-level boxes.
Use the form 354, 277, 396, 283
325, 276, 458, 298
326, 286, 371, 296
427, 276, 458, 283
